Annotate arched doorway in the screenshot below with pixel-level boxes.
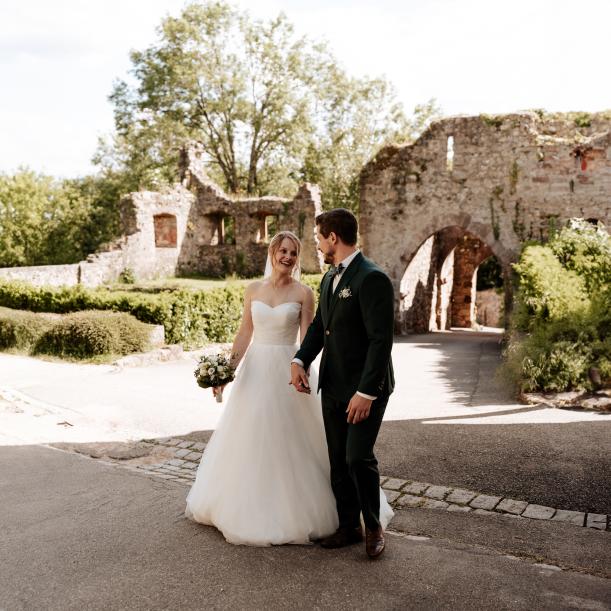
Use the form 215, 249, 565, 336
398, 226, 505, 333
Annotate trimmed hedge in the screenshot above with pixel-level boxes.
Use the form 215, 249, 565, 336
35, 311, 151, 358
0, 307, 54, 351
0, 275, 323, 349
0, 307, 152, 358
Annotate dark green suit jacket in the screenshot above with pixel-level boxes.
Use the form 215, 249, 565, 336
295, 252, 395, 403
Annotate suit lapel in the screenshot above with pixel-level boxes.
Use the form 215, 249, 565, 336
321, 272, 333, 325
327, 252, 363, 321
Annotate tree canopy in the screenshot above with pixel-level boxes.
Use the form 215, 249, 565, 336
102, 0, 441, 211
0, 170, 121, 267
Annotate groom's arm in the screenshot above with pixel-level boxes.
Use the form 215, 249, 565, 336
294, 300, 325, 369
294, 274, 327, 369
357, 270, 394, 397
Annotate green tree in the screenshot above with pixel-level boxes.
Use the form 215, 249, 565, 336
107, 2, 317, 195
0, 170, 121, 267
301, 87, 440, 211
102, 0, 440, 209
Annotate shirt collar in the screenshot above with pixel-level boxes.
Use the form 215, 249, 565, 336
337, 249, 360, 271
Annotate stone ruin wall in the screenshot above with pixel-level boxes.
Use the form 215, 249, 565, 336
0, 144, 323, 288
359, 111, 611, 333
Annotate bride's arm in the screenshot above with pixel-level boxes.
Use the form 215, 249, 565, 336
228, 283, 257, 370
299, 286, 316, 343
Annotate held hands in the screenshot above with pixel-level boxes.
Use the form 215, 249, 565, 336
289, 362, 311, 394
212, 384, 227, 399
346, 393, 372, 424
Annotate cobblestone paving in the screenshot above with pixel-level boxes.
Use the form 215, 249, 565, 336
128, 437, 609, 532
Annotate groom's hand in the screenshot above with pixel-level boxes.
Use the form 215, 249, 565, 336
346, 394, 372, 424
290, 363, 311, 394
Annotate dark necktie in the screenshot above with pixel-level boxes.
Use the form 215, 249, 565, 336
327, 263, 344, 306
330, 263, 344, 279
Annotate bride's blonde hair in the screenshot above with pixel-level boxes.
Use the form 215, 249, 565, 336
268, 230, 301, 259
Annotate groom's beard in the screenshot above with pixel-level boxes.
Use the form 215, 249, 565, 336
320, 249, 335, 265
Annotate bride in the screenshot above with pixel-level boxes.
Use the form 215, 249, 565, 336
185, 231, 392, 546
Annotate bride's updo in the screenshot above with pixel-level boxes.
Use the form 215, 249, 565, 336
265, 231, 302, 279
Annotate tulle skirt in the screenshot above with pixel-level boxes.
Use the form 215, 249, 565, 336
185, 342, 393, 546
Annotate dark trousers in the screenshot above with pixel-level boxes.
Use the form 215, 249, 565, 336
321, 392, 388, 531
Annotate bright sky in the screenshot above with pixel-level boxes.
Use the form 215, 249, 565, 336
1, 0, 610, 178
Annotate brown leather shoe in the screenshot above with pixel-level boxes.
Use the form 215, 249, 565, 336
319, 526, 363, 549
365, 526, 385, 559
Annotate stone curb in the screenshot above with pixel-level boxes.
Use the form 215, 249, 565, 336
136, 437, 609, 532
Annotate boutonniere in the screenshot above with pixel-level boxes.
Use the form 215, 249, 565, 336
338, 287, 352, 299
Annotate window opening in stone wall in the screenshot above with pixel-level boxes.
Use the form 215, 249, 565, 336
446, 136, 454, 172
265, 215, 278, 241
153, 214, 177, 248
253, 213, 268, 243
223, 216, 236, 245
475, 255, 504, 329
297, 212, 306, 239
476, 256, 503, 291
208, 215, 221, 245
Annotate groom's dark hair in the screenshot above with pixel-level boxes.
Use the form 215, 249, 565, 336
315, 208, 358, 246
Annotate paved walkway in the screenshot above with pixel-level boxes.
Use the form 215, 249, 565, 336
97, 435, 604, 532
1, 331, 609, 516
2, 332, 610, 608
1, 444, 609, 610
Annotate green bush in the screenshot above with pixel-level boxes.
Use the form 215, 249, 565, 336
504, 306, 609, 392
0, 307, 152, 358
0, 307, 54, 351
549, 219, 611, 292
0, 275, 324, 349
512, 244, 589, 330
506, 220, 611, 392
118, 268, 136, 284
34, 311, 151, 358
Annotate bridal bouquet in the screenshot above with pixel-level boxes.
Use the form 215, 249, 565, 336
194, 353, 235, 403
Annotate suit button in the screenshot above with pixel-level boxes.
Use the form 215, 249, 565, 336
325, 330, 330, 335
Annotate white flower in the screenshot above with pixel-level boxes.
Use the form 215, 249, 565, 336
208, 367, 215, 375
339, 287, 352, 299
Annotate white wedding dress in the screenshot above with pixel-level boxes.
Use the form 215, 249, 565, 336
185, 300, 393, 546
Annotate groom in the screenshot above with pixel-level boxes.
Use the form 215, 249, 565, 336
290, 208, 395, 559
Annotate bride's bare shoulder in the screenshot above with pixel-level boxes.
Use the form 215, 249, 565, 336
244, 280, 265, 298
296, 281, 315, 302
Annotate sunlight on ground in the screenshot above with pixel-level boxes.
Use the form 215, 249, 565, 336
0, 333, 607, 447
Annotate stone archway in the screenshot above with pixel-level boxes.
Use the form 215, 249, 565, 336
398, 225, 502, 333
358, 111, 611, 333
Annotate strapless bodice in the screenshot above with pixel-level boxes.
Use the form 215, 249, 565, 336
251, 300, 301, 345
